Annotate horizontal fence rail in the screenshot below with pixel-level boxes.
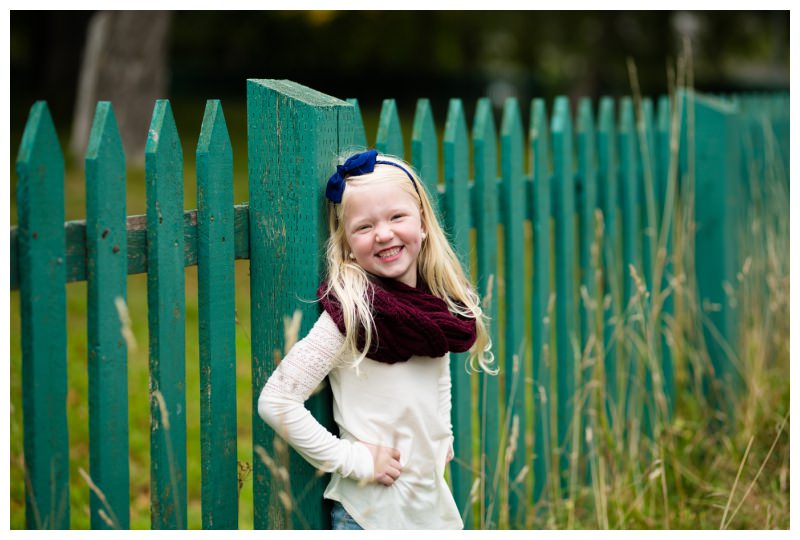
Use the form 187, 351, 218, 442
9, 81, 788, 529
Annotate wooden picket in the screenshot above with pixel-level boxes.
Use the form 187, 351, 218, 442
499, 97, 527, 526
9, 80, 788, 531
85, 101, 130, 530
16, 101, 70, 529
196, 99, 238, 529
529, 98, 552, 504
471, 97, 501, 529
551, 96, 578, 491
441, 98, 474, 526
145, 99, 188, 529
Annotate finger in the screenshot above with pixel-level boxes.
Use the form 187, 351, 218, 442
378, 474, 395, 486
390, 449, 401, 460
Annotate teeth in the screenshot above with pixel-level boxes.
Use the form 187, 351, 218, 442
378, 247, 401, 258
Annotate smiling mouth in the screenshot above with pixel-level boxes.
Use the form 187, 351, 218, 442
376, 246, 402, 259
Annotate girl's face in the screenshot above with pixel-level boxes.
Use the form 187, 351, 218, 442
342, 180, 424, 288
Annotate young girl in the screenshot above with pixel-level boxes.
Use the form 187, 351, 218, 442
258, 149, 494, 529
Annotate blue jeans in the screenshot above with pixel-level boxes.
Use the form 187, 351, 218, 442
331, 501, 363, 530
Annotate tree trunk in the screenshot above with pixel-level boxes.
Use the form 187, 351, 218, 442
71, 11, 172, 165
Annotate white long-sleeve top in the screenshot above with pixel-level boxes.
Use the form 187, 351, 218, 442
258, 311, 463, 530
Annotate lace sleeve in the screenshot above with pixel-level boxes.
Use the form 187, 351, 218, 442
257, 311, 374, 481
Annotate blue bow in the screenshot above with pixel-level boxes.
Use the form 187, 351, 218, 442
326, 150, 379, 203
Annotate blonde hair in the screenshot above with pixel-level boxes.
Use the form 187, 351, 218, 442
321, 151, 496, 375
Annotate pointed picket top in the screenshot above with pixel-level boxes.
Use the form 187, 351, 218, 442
501, 97, 524, 166
577, 97, 595, 137
642, 97, 656, 140
472, 97, 498, 215
86, 102, 124, 165
197, 99, 232, 161
472, 97, 499, 222
346, 98, 368, 148
17, 101, 65, 175
443, 98, 469, 240
551, 96, 574, 180
146, 99, 183, 167
444, 98, 468, 151
551, 95, 574, 139
598, 97, 616, 138
376, 98, 404, 158
411, 98, 439, 198
657, 95, 671, 134
619, 97, 635, 136
530, 98, 551, 173
473, 97, 498, 152
641, 97, 657, 178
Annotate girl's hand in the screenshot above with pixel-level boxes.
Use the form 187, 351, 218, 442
360, 442, 402, 486
446, 447, 454, 463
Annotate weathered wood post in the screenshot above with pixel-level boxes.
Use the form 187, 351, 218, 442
248, 80, 358, 529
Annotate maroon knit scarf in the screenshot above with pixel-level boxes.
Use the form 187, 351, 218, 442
317, 276, 477, 364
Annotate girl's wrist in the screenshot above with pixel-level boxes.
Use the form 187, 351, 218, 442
349, 440, 376, 481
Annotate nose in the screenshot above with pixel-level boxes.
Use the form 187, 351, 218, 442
375, 222, 394, 242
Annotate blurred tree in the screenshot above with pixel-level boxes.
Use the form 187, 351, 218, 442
70, 11, 172, 165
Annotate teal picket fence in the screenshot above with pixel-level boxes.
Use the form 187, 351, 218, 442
9, 80, 788, 529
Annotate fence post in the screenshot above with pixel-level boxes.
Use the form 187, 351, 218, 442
16, 101, 70, 529
248, 79, 357, 529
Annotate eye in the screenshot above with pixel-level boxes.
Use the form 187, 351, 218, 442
391, 213, 406, 221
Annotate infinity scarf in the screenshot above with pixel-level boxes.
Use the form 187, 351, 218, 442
318, 276, 477, 364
